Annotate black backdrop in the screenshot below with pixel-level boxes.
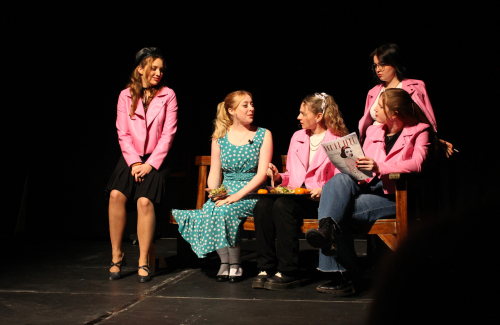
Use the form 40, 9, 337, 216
4, 3, 498, 239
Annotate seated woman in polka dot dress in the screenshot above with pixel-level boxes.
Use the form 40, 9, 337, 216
173, 90, 273, 282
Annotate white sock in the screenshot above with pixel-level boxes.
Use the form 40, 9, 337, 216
228, 246, 242, 276
216, 247, 229, 276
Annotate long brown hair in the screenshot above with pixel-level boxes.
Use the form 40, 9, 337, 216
302, 94, 349, 137
212, 91, 253, 139
126, 55, 166, 117
380, 88, 431, 127
381, 88, 439, 153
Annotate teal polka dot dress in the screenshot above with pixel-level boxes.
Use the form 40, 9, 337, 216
173, 127, 266, 258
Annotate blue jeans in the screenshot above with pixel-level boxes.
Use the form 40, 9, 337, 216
317, 174, 396, 272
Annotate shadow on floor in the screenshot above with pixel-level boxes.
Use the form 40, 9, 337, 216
0, 236, 390, 324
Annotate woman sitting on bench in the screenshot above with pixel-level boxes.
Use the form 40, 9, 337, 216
306, 88, 436, 296
173, 91, 272, 283
253, 93, 348, 290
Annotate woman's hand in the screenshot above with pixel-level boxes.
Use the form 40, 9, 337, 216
439, 139, 454, 158
310, 187, 322, 199
357, 156, 380, 173
267, 163, 281, 182
132, 164, 153, 183
214, 194, 241, 207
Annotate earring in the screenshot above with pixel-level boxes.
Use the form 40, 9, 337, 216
316, 120, 319, 123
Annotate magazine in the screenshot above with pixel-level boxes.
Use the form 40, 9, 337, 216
321, 132, 372, 181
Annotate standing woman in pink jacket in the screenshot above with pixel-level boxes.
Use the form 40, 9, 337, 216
252, 93, 348, 291
105, 48, 178, 283
306, 88, 436, 296
359, 43, 453, 156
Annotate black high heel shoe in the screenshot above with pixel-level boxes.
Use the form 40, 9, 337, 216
109, 253, 127, 280
137, 265, 151, 283
216, 263, 229, 282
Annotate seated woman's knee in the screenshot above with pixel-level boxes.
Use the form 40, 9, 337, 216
109, 190, 126, 204
253, 198, 273, 218
273, 197, 294, 212
137, 197, 153, 211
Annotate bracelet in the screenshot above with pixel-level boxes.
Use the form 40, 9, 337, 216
131, 162, 142, 167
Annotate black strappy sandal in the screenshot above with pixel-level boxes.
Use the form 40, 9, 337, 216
216, 263, 229, 282
137, 265, 151, 283
108, 253, 127, 280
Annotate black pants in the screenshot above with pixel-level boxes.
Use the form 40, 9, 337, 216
253, 196, 319, 273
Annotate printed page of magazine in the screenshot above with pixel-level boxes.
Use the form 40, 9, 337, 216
321, 132, 372, 181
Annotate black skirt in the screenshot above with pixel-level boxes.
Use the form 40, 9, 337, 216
104, 154, 170, 207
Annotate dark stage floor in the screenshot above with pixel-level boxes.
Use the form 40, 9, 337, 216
0, 237, 381, 324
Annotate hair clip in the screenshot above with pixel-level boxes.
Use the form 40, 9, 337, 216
314, 92, 329, 114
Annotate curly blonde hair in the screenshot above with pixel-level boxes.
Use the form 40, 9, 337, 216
212, 91, 253, 139
302, 94, 348, 137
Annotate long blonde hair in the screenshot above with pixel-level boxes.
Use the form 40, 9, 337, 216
212, 90, 253, 139
302, 94, 349, 137
126, 55, 165, 117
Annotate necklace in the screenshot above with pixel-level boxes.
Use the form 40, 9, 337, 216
309, 131, 327, 151
232, 129, 251, 143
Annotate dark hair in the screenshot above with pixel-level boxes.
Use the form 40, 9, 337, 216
134, 47, 163, 67
340, 146, 351, 158
370, 43, 406, 82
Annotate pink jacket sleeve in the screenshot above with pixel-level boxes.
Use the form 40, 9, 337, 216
145, 92, 178, 170
116, 92, 142, 167
377, 130, 430, 175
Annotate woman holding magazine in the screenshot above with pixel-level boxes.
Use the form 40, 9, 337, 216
305, 88, 436, 296
359, 43, 453, 156
252, 93, 348, 291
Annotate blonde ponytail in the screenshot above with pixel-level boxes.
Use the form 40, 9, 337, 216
212, 102, 233, 139
211, 90, 253, 139
303, 93, 349, 137
323, 96, 349, 137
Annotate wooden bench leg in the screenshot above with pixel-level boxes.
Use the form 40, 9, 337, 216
395, 179, 408, 247
377, 234, 397, 251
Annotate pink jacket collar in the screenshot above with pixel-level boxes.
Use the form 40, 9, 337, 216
125, 87, 170, 128
294, 129, 337, 172
367, 122, 430, 158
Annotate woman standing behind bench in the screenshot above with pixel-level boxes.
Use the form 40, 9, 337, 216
173, 91, 273, 283
359, 43, 453, 156
252, 93, 348, 290
306, 88, 436, 296
105, 48, 178, 283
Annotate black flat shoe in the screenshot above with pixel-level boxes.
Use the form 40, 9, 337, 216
216, 263, 229, 282
316, 272, 361, 296
108, 253, 126, 280
137, 265, 151, 283
264, 272, 300, 290
252, 270, 275, 289
229, 264, 243, 283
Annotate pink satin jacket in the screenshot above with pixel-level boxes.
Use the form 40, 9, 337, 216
280, 129, 341, 189
363, 123, 431, 194
358, 79, 437, 141
116, 87, 178, 170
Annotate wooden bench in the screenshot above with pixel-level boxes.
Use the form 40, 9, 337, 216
167, 155, 411, 267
